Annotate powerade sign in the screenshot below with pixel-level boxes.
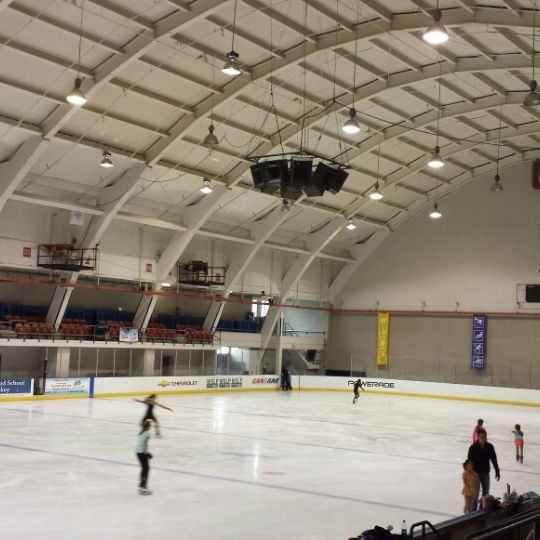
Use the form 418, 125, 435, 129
347, 379, 396, 390
0, 378, 32, 396
207, 377, 242, 389
471, 314, 487, 370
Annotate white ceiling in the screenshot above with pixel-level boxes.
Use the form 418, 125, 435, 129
0, 0, 539, 259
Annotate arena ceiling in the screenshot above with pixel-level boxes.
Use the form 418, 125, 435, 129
0, 0, 539, 263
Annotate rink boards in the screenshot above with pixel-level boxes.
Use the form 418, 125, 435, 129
1, 374, 540, 407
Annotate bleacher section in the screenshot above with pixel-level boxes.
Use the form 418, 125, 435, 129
0, 303, 262, 340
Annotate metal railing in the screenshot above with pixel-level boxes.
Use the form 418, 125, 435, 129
465, 509, 539, 540
410, 520, 441, 539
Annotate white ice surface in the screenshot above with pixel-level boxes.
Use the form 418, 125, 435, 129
1, 391, 539, 540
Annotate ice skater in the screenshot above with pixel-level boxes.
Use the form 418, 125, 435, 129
280, 366, 292, 391
133, 394, 172, 437
136, 419, 153, 495
472, 418, 486, 443
513, 424, 524, 463
467, 430, 500, 510
462, 459, 480, 514
352, 379, 365, 404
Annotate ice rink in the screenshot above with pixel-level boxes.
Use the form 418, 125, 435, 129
1, 390, 539, 540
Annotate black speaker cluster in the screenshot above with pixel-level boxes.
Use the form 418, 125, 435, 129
250, 159, 349, 200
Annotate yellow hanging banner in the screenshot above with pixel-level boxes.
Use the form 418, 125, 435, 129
376, 312, 390, 366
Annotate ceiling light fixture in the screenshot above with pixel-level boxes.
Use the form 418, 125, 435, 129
429, 202, 442, 219
99, 150, 113, 168
370, 147, 384, 200
428, 146, 444, 168
342, 19, 361, 135
200, 179, 213, 194
67, 1, 87, 106
423, 4, 449, 45
491, 173, 504, 192
222, 0, 241, 76
342, 108, 361, 134
203, 123, 219, 146
429, 65, 445, 169
491, 104, 504, 192
524, 2, 540, 106
161, 282, 172, 288
345, 217, 357, 230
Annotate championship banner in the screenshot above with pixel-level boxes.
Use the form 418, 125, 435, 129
471, 314, 487, 370
376, 312, 390, 366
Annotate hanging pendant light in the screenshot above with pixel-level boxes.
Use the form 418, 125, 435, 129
345, 217, 357, 230
99, 150, 113, 168
342, 22, 361, 135
67, 2, 87, 106
525, 2, 540, 106
423, 6, 449, 45
222, 0, 241, 76
370, 149, 384, 200
203, 124, 219, 146
369, 183, 383, 200
429, 202, 442, 219
342, 108, 361, 134
491, 104, 504, 192
200, 179, 213, 194
429, 66, 445, 169
491, 173, 504, 192
67, 77, 87, 106
428, 146, 444, 168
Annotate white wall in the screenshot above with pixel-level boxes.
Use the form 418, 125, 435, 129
334, 162, 540, 313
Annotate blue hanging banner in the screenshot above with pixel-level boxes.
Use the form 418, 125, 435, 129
471, 314, 487, 369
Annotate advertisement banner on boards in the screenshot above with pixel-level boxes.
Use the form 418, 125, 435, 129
119, 328, 139, 343
0, 377, 33, 397
376, 312, 390, 366
45, 378, 90, 396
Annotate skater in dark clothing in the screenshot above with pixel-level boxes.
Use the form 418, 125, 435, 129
136, 419, 152, 495
133, 394, 172, 437
352, 379, 365, 404
280, 366, 292, 391
467, 431, 500, 510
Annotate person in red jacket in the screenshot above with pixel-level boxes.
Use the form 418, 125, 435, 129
472, 418, 486, 443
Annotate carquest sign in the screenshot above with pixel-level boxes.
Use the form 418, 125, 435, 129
252, 376, 280, 385
0, 377, 33, 397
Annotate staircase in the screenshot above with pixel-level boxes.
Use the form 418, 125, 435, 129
282, 348, 320, 374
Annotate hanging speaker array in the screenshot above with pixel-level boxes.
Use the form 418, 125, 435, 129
250, 158, 349, 201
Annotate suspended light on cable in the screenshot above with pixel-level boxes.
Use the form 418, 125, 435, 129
491, 173, 504, 192
429, 202, 442, 219
423, 8, 449, 45
200, 179, 213, 194
525, 2, 540, 106
342, 108, 361, 134
524, 80, 540, 106
345, 218, 357, 230
203, 124, 219, 146
491, 104, 504, 192
222, 1, 241, 76
67, 3, 87, 105
99, 150, 113, 168
428, 146, 444, 169
369, 182, 383, 200
222, 51, 241, 76
67, 77, 86, 106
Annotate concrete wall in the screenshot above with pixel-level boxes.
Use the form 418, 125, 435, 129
327, 162, 540, 388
